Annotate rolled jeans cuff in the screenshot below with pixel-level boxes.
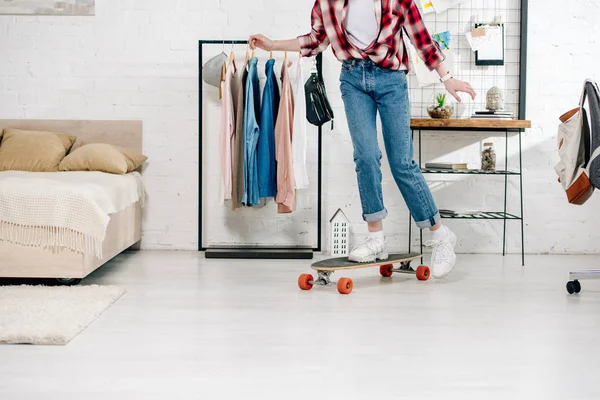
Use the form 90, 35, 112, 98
415, 212, 441, 229
363, 208, 388, 223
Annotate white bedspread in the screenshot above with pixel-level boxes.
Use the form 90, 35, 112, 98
0, 171, 145, 258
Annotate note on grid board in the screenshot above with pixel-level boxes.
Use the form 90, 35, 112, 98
430, 0, 461, 14
419, 0, 435, 14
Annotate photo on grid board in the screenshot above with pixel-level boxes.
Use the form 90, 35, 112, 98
0, 0, 94, 15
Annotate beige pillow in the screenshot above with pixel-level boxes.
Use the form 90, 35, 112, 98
0, 128, 77, 172
59, 143, 147, 174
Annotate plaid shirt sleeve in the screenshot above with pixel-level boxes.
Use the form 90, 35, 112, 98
401, 0, 444, 71
298, 1, 331, 57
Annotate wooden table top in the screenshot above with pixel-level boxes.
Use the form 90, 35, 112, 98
410, 118, 532, 129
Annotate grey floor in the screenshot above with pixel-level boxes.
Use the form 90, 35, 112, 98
1, 251, 599, 400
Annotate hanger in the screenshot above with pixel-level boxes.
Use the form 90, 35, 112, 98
219, 61, 226, 99
220, 62, 226, 81
244, 45, 250, 66
228, 44, 237, 73
284, 51, 288, 62
269, 51, 273, 60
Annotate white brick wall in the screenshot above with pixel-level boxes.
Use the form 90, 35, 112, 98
1, 0, 599, 254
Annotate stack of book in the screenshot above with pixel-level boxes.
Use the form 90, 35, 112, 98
424, 162, 468, 171
470, 110, 515, 120
439, 209, 483, 217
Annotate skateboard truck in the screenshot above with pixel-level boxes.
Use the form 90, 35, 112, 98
392, 261, 413, 273
312, 271, 334, 286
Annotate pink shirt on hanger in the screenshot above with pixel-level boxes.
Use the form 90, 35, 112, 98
275, 60, 296, 214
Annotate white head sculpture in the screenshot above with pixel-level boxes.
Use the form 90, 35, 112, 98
486, 86, 504, 111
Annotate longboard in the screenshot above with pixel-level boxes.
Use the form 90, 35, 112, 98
298, 253, 430, 295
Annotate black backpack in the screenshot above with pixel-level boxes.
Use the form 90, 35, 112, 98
583, 80, 600, 190
304, 55, 334, 127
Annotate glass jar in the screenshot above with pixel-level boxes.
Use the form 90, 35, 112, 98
481, 142, 496, 171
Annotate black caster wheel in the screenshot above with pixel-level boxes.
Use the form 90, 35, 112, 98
566, 280, 581, 294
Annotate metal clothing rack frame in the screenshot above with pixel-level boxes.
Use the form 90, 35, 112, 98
198, 39, 323, 259
408, 125, 526, 266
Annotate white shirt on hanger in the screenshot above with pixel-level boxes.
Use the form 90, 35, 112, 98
289, 56, 310, 190
344, 0, 379, 50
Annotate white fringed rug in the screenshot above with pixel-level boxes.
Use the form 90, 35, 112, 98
0, 285, 125, 345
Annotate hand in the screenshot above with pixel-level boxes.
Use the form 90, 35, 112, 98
444, 78, 476, 102
249, 34, 273, 52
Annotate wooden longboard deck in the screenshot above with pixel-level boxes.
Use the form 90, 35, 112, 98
311, 253, 421, 271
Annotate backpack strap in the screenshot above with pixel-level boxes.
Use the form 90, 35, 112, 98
586, 146, 600, 174
581, 79, 600, 107
579, 80, 588, 106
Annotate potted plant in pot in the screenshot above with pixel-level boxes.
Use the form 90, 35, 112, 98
427, 93, 454, 119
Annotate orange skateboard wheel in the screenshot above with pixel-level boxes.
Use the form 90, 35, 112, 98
337, 277, 353, 294
298, 274, 314, 290
416, 266, 430, 281
379, 264, 394, 277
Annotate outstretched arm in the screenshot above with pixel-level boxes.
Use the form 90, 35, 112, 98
249, 36, 301, 52
249, 0, 329, 56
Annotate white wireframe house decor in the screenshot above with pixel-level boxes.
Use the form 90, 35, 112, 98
330, 209, 349, 257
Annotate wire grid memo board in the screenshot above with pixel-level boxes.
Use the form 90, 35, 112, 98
409, 0, 526, 119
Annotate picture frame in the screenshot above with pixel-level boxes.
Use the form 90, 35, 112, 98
0, 0, 95, 16
475, 23, 505, 66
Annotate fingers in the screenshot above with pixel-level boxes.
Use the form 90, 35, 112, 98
463, 85, 476, 100
451, 80, 476, 101
248, 34, 262, 50
456, 88, 476, 101
449, 89, 461, 103
462, 81, 476, 100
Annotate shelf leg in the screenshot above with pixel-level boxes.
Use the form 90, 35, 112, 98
419, 129, 423, 264
408, 214, 412, 254
519, 130, 525, 266
418, 129, 422, 169
420, 229, 423, 264
409, 129, 414, 254
503, 129, 508, 256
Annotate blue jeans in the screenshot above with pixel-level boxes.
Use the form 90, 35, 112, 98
339, 59, 440, 229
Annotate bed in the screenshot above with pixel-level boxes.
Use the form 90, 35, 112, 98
0, 120, 144, 285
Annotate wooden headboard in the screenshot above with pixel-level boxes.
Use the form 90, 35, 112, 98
0, 120, 143, 152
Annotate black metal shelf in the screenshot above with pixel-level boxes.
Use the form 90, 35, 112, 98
421, 168, 520, 176
440, 211, 522, 220
410, 125, 526, 266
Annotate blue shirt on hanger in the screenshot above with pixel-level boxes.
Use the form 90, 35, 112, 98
258, 58, 280, 198
242, 57, 261, 206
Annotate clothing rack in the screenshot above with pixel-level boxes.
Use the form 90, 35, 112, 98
198, 39, 323, 259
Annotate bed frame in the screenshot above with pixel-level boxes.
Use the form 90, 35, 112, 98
0, 120, 143, 284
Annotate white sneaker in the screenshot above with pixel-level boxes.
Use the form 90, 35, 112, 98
348, 236, 388, 263
425, 226, 457, 279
